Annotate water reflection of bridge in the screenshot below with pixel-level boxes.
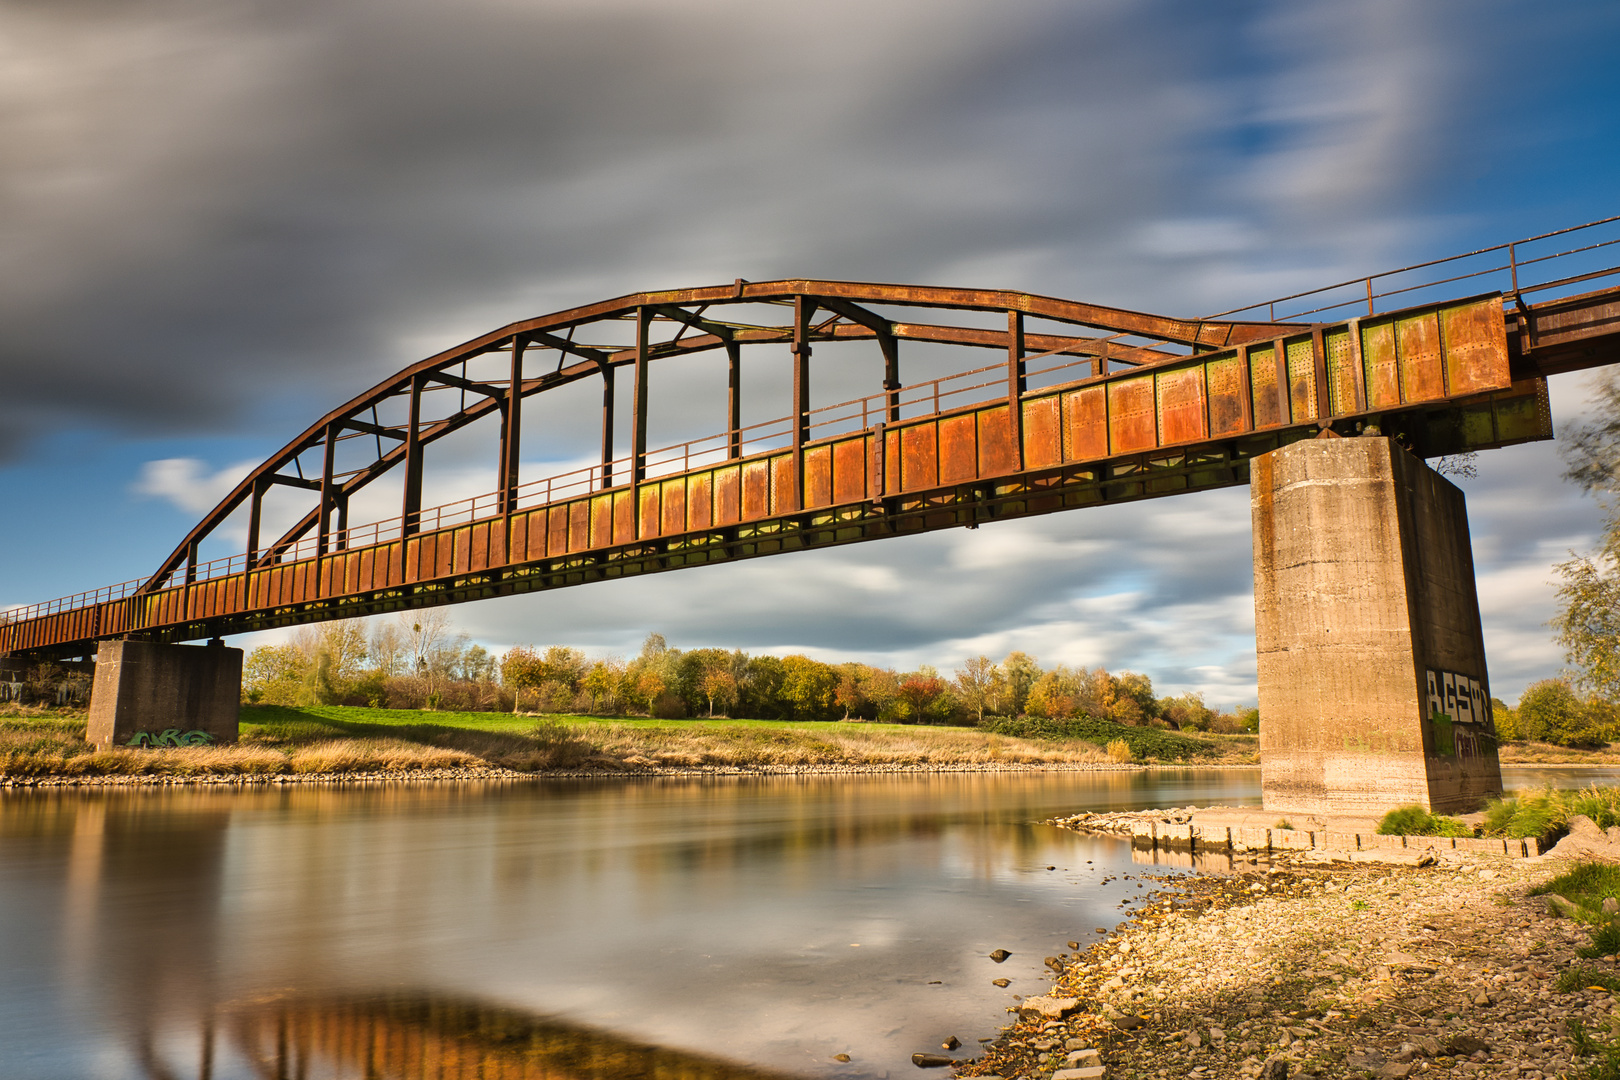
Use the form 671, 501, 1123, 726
223, 993, 803, 1080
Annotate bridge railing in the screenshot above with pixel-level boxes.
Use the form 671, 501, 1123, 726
1209, 214, 1620, 323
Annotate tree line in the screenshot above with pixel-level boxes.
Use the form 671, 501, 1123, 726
240, 616, 1259, 731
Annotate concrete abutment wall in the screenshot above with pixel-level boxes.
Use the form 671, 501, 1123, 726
1251, 436, 1501, 815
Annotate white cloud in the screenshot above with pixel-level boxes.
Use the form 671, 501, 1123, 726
132, 457, 256, 515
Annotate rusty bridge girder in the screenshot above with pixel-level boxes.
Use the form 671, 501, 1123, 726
6, 215, 1620, 661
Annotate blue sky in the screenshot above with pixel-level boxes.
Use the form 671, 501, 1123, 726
2, 0, 1619, 707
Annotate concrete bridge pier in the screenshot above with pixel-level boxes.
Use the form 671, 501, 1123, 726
1251, 436, 1502, 815
87, 639, 242, 749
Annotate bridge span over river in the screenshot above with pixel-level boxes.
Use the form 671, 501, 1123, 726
6, 216, 1620, 814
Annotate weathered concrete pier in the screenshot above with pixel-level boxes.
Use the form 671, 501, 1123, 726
1251, 436, 1502, 815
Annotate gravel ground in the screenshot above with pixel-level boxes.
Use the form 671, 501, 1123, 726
957, 852, 1618, 1080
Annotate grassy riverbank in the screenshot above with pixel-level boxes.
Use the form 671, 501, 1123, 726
0, 703, 1260, 782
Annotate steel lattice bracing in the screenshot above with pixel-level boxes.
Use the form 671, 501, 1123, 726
6, 219, 1620, 662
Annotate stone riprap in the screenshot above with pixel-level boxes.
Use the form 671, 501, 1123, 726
956, 851, 1611, 1080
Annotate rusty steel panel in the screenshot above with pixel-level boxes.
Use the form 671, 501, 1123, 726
939, 413, 978, 485
1206, 354, 1250, 436
1064, 385, 1108, 461
508, 511, 530, 562
589, 495, 612, 549
900, 423, 939, 491
358, 548, 377, 593
436, 531, 457, 579
832, 435, 866, 504
689, 472, 713, 529
884, 428, 902, 493
635, 486, 658, 539
715, 466, 742, 526
804, 445, 833, 508
488, 517, 507, 567
1397, 311, 1444, 402
977, 405, 1019, 477
606, 490, 630, 546
661, 479, 686, 536
742, 460, 770, 521
1250, 345, 1282, 426
771, 454, 795, 514
562, 500, 587, 550
1022, 396, 1062, 469
1108, 376, 1157, 454
467, 524, 488, 573
1324, 328, 1358, 415
1285, 338, 1317, 420
1361, 321, 1400, 408
1156, 367, 1207, 446
547, 505, 569, 557
1441, 299, 1510, 395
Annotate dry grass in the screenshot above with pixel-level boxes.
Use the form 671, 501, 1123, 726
582, 722, 1112, 768
1499, 740, 1620, 765
2, 710, 1124, 781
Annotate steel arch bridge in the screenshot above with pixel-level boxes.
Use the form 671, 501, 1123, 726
6, 217, 1620, 661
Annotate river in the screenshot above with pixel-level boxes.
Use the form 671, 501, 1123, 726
0, 766, 1601, 1079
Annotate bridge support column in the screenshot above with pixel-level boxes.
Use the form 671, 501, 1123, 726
87, 640, 242, 749
1251, 436, 1501, 815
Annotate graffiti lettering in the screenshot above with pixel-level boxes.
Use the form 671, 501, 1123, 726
125, 729, 216, 748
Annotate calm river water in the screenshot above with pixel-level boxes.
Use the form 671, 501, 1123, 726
0, 766, 1603, 1079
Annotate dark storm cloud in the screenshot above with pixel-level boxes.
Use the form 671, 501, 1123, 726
0, 0, 1527, 459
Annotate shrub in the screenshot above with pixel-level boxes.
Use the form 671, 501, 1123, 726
983, 714, 1216, 762
1376, 804, 1473, 837
1105, 738, 1133, 764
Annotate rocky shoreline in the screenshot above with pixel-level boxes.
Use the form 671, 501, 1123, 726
0, 759, 1156, 789
952, 832, 1609, 1080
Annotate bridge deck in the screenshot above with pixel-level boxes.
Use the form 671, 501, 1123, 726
7, 287, 1577, 660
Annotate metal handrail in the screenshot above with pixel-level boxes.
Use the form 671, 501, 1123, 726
1207, 214, 1620, 322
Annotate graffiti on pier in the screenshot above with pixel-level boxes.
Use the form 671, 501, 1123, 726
125, 729, 217, 748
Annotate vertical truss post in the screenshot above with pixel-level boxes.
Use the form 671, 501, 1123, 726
599, 361, 616, 489
791, 296, 813, 511
402, 373, 425, 535
880, 333, 900, 423
500, 335, 525, 515
726, 340, 742, 459
1007, 310, 1026, 467
246, 477, 264, 567
185, 539, 199, 586
318, 421, 338, 558
631, 308, 650, 534
335, 493, 349, 551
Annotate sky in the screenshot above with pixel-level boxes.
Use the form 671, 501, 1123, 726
2, 0, 1619, 708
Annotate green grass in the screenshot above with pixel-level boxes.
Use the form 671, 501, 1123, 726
1531, 863, 1620, 914
1375, 804, 1473, 837
1481, 786, 1620, 841
1558, 967, 1620, 993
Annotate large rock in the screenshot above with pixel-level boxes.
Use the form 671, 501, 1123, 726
1017, 996, 1080, 1021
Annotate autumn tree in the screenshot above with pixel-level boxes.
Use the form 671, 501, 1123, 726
896, 671, 946, 724
953, 655, 1003, 723
833, 663, 868, 720
701, 666, 738, 717
780, 655, 837, 720
501, 646, 547, 712
1002, 651, 1041, 716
